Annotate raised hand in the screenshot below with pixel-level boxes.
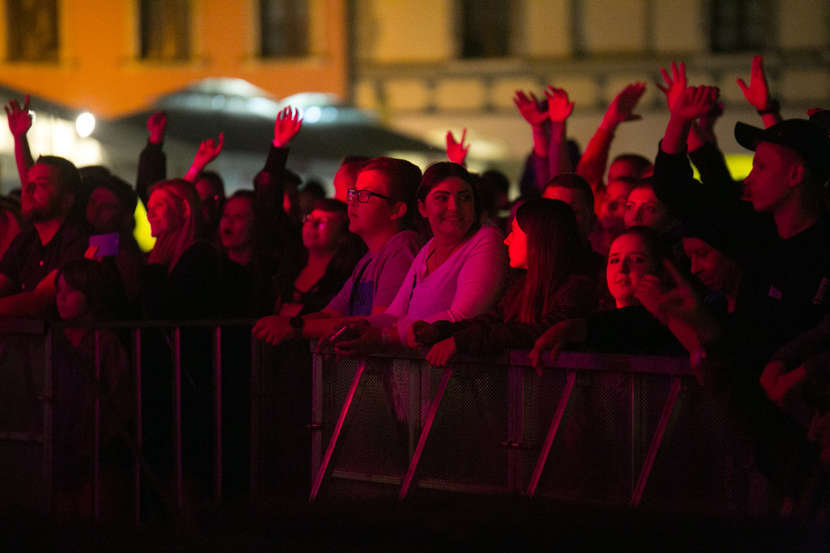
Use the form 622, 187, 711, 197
545, 86, 574, 123
736, 55, 774, 111
147, 111, 167, 144
513, 90, 548, 128
273, 105, 302, 147
671, 86, 719, 122
194, 132, 224, 169
426, 337, 457, 367
656, 61, 687, 110
633, 274, 666, 321
601, 82, 646, 130
5, 95, 32, 137
445, 128, 470, 165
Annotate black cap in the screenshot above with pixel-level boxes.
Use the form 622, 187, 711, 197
735, 119, 830, 180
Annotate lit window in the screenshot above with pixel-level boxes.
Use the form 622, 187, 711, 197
710, 0, 768, 52
260, 0, 310, 58
139, 0, 191, 61
6, 0, 59, 62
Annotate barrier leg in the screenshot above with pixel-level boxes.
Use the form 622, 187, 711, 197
309, 359, 366, 502
213, 326, 222, 501
399, 367, 452, 499
310, 351, 324, 490
526, 370, 575, 497
630, 377, 682, 506
173, 328, 183, 511
133, 329, 142, 524
93, 330, 101, 521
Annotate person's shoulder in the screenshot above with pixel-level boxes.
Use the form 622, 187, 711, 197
382, 230, 422, 255
470, 224, 504, 246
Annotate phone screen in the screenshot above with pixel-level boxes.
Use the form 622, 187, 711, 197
89, 233, 119, 257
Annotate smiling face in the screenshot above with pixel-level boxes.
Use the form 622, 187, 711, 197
504, 217, 528, 269
624, 186, 669, 230
56, 274, 89, 321
219, 196, 255, 252
418, 177, 475, 242
606, 232, 656, 308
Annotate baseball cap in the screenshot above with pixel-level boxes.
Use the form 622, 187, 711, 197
735, 119, 830, 180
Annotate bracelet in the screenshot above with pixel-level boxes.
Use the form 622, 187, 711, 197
757, 100, 780, 115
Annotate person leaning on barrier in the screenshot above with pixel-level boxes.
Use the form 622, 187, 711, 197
410, 199, 597, 367
253, 156, 423, 345
323, 162, 508, 356
0, 156, 89, 318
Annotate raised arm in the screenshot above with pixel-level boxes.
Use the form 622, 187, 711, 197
514, 90, 551, 192
737, 55, 781, 128
545, 86, 575, 177
184, 132, 224, 183
136, 111, 167, 204
576, 82, 646, 195
4, 95, 34, 185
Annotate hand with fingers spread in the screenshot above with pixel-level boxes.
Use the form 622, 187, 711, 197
513, 90, 548, 128
252, 315, 297, 345
147, 111, 167, 144
671, 86, 720, 122
445, 128, 470, 166
760, 360, 807, 407
634, 273, 667, 322
426, 337, 457, 367
656, 61, 688, 111
545, 86, 574, 123
737, 55, 775, 112
273, 105, 302, 147
601, 82, 646, 131
5, 95, 32, 137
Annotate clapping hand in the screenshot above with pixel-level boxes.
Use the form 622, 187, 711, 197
513, 90, 548, 128
545, 86, 574, 123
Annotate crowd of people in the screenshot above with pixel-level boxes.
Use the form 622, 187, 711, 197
2, 54, 830, 517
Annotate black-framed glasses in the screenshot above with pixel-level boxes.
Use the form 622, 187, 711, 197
347, 188, 391, 203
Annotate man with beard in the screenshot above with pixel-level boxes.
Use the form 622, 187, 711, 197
0, 156, 88, 317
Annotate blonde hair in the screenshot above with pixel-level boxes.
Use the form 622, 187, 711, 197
147, 179, 201, 271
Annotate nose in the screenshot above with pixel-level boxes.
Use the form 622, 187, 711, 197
620, 258, 631, 274
448, 195, 459, 211
690, 256, 703, 276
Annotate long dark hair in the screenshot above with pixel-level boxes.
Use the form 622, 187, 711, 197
417, 162, 482, 237
506, 198, 586, 324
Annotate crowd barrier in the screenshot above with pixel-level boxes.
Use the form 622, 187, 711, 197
0, 319, 760, 522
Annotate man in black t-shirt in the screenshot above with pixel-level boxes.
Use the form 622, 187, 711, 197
0, 156, 88, 317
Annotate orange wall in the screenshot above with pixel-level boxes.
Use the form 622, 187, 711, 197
0, 0, 348, 118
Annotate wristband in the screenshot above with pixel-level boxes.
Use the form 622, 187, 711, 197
757, 100, 780, 115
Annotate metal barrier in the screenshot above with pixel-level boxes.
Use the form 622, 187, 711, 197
0, 319, 757, 519
309, 350, 754, 512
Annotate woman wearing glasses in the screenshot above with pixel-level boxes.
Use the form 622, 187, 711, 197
271, 198, 366, 318
327, 162, 508, 354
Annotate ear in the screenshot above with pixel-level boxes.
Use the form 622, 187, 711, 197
789, 162, 806, 189
417, 199, 427, 218
182, 201, 192, 220
389, 201, 407, 222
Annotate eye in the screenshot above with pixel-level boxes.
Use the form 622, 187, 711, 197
608, 257, 619, 265
625, 202, 634, 211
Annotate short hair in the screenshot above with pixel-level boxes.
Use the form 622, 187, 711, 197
339, 156, 370, 187
36, 155, 82, 198
544, 172, 594, 209
358, 157, 422, 228
611, 154, 652, 178
312, 197, 348, 217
